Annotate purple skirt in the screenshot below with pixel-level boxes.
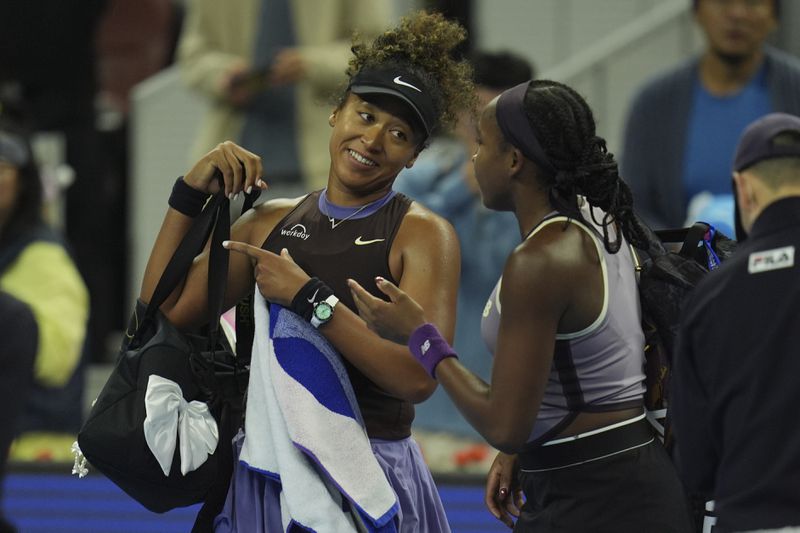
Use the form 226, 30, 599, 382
370, 437, 451, 533
214, 432, 451, 533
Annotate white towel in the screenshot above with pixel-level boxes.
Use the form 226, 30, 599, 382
239, 293, 398, 532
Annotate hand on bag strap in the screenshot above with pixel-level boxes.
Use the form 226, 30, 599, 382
138, 177, 260, 346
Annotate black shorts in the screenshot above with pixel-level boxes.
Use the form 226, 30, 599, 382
514, 440, 693, 532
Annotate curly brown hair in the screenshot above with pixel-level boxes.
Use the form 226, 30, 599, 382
345, 11, 476, 136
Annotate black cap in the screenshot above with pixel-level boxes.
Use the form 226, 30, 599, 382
0, 131, 28, 167
348, 66, 437, 137
733, 112, 800, 172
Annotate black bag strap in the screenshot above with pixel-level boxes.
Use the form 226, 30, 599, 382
234, 294, 255, 365
144, 192, 224, 326
205, 196, 230, 349
138, 184, 260, 349
653, 227, 689, 245
232, 191, 259, 365
191, 193, 258, 533
655, 222, 712, 266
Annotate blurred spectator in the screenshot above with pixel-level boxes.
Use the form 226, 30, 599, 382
621, 0, 800, 231
0, 1, 116, 363
92, 0, 183, 358
177, 0, 391, 193
96, 0, 180, 119
0, 127, 88, 477
394, 50, 533, 437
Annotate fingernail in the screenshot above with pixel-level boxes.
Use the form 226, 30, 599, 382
246, 186, 253, 194
499, 487, 508, 497
228, 193, 234, 200
234, 193, 240, 201
222, 240, 230, 248
375, 276, 385, 284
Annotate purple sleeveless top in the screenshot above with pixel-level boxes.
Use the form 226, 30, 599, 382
481, 203, 646, 445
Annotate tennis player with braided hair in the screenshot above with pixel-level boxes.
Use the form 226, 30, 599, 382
349, 80, 694, 531
139, 11, 474, 532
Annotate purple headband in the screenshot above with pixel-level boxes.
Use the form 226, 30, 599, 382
495, 81, 557, 176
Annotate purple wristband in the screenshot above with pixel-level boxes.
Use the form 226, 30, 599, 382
408, 323, 457, 379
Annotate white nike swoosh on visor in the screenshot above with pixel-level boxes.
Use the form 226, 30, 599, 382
393, 76, 422, 92
354, 236, 386, 246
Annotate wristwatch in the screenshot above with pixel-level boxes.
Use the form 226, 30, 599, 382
311, 295, 339, 329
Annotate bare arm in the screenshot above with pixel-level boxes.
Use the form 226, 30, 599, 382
436, 236, 566, 452
349, 225, 578, 452
138, 142, 267, 330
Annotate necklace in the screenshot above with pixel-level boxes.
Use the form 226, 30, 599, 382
324, 203, 370, 229
319, 188, 396, 229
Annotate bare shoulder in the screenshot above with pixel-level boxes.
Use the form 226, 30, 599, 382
503, 218, 607, 333
232, 195, 305, 246
396, 200, 457, 245
389, 199, 460, 282
506, 222, 582, 283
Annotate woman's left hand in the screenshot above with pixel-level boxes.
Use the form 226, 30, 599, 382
347, 277, 427, 344
223, 240, 309, 306
485, 452, 523, 528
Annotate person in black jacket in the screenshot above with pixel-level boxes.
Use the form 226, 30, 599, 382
672, 112, 800, 533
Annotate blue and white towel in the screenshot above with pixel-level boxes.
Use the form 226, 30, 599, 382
238, 293, 399, 532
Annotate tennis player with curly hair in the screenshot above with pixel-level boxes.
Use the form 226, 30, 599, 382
139, 11, 474, 532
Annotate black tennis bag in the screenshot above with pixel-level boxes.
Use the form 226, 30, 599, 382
636, 221, 736, 448
78, 307, 246, 511
77, 190, 255, 529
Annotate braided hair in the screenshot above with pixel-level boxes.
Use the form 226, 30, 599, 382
521, 80, 649, 253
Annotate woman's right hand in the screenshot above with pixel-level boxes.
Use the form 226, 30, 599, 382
485, 451, 523, 529
347, 277, 427, 345
183, 141, 266, 199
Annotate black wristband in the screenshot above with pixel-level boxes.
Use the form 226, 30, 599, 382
290, 277, 334, 322
168, 176, 210, 217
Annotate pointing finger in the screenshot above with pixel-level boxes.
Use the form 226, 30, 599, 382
347, 278, 387, 313
280, 248, 296, 264
347, 279, 373, 318
222, 240, 266, 259
374, 276, 404, 302
347, 279, 382, 307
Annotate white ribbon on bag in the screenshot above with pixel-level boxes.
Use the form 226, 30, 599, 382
143, 374, 219, 476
